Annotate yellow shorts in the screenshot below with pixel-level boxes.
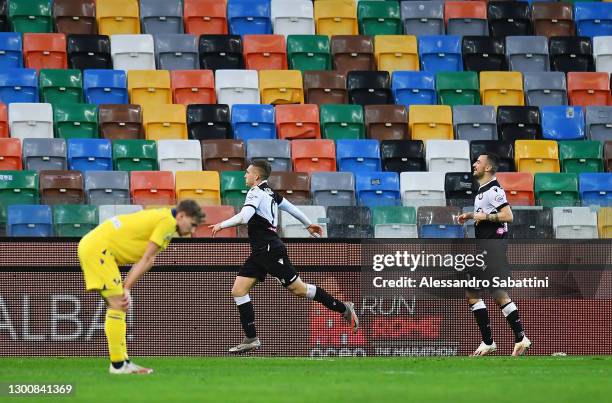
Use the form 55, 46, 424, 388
78, 233, 124, 298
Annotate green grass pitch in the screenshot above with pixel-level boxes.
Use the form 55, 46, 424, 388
1, 357, 611, 403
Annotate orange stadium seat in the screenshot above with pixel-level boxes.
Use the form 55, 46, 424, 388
23, 33, 67, 70
184, 0, 228, 35
0, 138, 22, 170
496, 172, 535, 206
276, 104, 321, 140
171, 70, 216, 105
130, 170, 176, 205
567, 72, 612, 107
243, 34, 288, 71
193, 205, 237, 238
291, 139, 336, 173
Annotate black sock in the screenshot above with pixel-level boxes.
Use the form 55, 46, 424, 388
111, 360, 125, 369
501, 302, 525, 342
237, 301, 257, 339
313, 287, 346, 314
470, 302, 494, 345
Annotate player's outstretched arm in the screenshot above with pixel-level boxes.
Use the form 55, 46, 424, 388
209, 206, 256, 237
123, 241, 161, 292
278, 199, 322, 238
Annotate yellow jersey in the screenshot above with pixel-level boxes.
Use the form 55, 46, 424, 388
88, 208, 177, 265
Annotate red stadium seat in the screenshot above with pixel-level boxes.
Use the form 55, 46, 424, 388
567, 72, 612, 107
291, 139, 336, 174
496, 172, 535, 206
130, 171, 176, 206
184, 0, 228, 35
0, 138, 22, 170
23, 33, 68, 70
171, 70, 216, 105
193, 205, 237, 238
243, 35, 287, 71
39, 170, 84, 205
0, 103, 8, 138
276, 104, 321, 140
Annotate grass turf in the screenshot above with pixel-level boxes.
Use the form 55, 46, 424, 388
0, 357, 611, 403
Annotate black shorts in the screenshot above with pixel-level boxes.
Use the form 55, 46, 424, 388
238, 244, 299, 287
464, 237, 510, 293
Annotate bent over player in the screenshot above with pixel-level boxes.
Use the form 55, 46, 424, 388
210, 160, 359, 353
78, 200, 204, 374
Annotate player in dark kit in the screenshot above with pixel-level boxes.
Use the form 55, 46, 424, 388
458, 152, 532, 356
209, 160, 359, 353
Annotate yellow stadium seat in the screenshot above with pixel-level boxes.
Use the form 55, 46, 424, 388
480, 71, 524, 107
143, 104, 188, 140
259, 70, 304, 105
408, 105, 453, 141
314, 0, 358, 36
598, 207, 612, 238
175, 171, 221, 205
374, 35, 419, 73
96, 0, 140, 35
128, 70, 172, 107
514, 140, 560, 174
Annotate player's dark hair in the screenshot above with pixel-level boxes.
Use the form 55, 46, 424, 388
176, 199, 205, 224
251, 160, 272, 180
483, 152, 500, 174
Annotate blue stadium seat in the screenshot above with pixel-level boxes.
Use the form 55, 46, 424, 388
419, 224, 464, 238
231, 104, 276, 141
574, 3, 612, 38
67, 138, 112, 171
83, 69, 128, 105
355, 171, 400, 208
418, 36, 463, 73
336, 139, 381, 174
579, 172, 611, 207
541, 106, 586, 141
7, 205, 52, 237
417, 206, 464, 238
0, 32, 22, 68
391, 71, 436, 107
228, 0, 272, 35
0, 68, 37, 104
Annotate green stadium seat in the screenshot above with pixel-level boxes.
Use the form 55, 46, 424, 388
39, 69, 83, 105
357, 1, 402, 35
286, 35, 331, 72
559, 140, 604, 174
9, 0, 53, 33
0, 170, 39, 226
221, 170, 248, 208
54, 104, 98, 139
112, 139, 158, 172
535, 173, 580, 208
320, 104, 365, 140
53, 204, 97, 237
436, 71, 480, 106
372, 205, 417, 238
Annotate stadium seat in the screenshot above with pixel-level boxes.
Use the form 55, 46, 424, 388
510, 206, 553, 239
231, 104, 275, 141
327, 206, 372, 238
7, 205, 52, 237
594, 36, 612, 74
400, 171, 446, 208
128, 70, 171, 107
470, 140, 514, 172
215, 69, 259, 107
286, 35, 330, 71
175, 171, 220, 205
23, 33, 67, 70
579, 172, 612, 206
187, 104, 232, 140
67, 138, 112, 171
357, 0, 401, 36
198, 35, 244, 70
497, 106, 542, 143
220, 170, 248, 207
8, 103, 52, 140
154, 34, 199, 71
320, 104, 365, 140
364, 105, 408, 141
506, 36, 550, 73
0, 169, 38, 226
574, 2, 612, 38
487, 1, 532, 37
0, 103, 6, 138
83, 69, 128, 104
330, 35, 375, 75
532, 2, 575, 38
99, 104, 143, 140
567, 72, 612, 107
541, 106, 586, 141
523, 72, 568, 108
143, 104, 187, 140
598, 206, 612, 238
130, 170, 175, 205
110, 34, 155, 71
426, 139, 471, 173
272, 0, 315, 37
381, 140, 425, 173
140, 0, 183, 35
515, 140, 560, 174
53, 104, 98, 140
373, 35, 418, 74
171, 70, 216, 105
39, 69, 82, 105
314, 0, 357, 37
408, 105, 453, 141
372, 205, 417, 238
259, 70, 304, 105
0, 138, 21, 170
549, 36, 594, 73
436, 72, 480, 106
336, 139, 381, 174
67, 34, 112, 70
268, 171, 310, 204
461, 36, 507, 72
346, 70, 391, 106
606, 141, 612, 172
96, 0, 140, 35
418, 35, 463, 74
560, 140, 604, 174
183, 0, 228, 36
228, 0, 272, 35
586, 106, 612, 142
98, 204, 143, 224
303, 71, 347, 105
0, 0, 7, 32
39, 170, 85, 205
311, 172, 355, 207
84, 170, 130, 205
0, 68, 38, 104
281, 205, 327, 238
201, 139, 246, 172
53, 204, 97, 237
291, 139, 336, 173
480, 72, 525, 107
247, 139, 291, 172
445, 1, 488, 37
535, 172, 579, 208
193, 205, 236, 238
355, 171, 400, 208
453, 105, 497, 142
275, 104, 320, 140
112, 139, 157, 172
497, 172, 534, 206
0, 32, 22, 68
391, 71, 436, 107
53, 0, 97, 35
243, 34, 287, 71
401, 0, 444, 36
8, 0, 52, 33
445, 172, 477, 208
417, 206, 464, 238
553, 206, 598, 239
157, 139, 202, 173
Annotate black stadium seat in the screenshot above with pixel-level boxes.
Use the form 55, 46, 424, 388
549, 36, 594, 73
469, 140, 515, 172
510, 207, 554, 239
462, 36, 507, 72
445, 172, 478, 208
380, 140, 425, 172
327, 206, 373, 238
346, 70, 392, 106
67, 34, 112, 70
198, 35, 244, 70
488, 1, 533, 38
187, 104, 232, 140
497, 106, 542, 143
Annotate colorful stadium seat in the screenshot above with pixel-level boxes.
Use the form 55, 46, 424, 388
53, 0, 97, 35
281, 205, 327, 238
445, 1, 488, 37
549, 36, 594, 73
391, 71, 436, 107
336, 139, 381, 174
303, 70, 347, 105
515, 139, 560, 173
198, 35, 244, 70
487, 1, 532, 37
7, 204, 52, 237
480, 71, 525, 107
401, 0, 444, 36
259, 69, 304, 105
67, 34, 112, 70
327, 206, 372, 238
0, 138, 21, 170
39, 170, 84, 205
157, 139, 202, 173
560, 140, 604, 174
417, 206, 464, 238
53, 103, 98, 140
186, 104, 232, 140
23, 33, 67, 69
552, 206, 598, 239
97, 204, 143, 224
436, 71, 480, 106
8, 102, 52, 140
291, 139, 336, 173
112, 139, 157, 172
574, 2, 612, 38
541, 106, 586, 141
314, 0, 357, 37
39, 69, 82, 105
22, 138, 66, 171
96, 0, 140, 35
535, 172, 580, 207
247, 139, 291, 172
506, 35, 550, 73
462, 36, 507, 72
183, 0, 228, 35
523, 72, 568, 107
231, 104, 276, 141
532, 2, 575, 38
8, 0, 52, 33
598, 207, 612, 238
0, 170, 38, 226
286, 34, 331, 71
143, 104, 187, 140
372, 205, 417, 239
228, 0, 272, 36
268, 171, 310, 204
355, 171, 400, 208
453, 105, 497, 142
201, 139, 246, 172
67, 138, 112, 171
497, 106, 542, 142
358, 1, 402, 36
579, 172, 612, 206
175, 170, 220, 205
214, 69, 259, 107
331, 35, 375, 75
374, 34, 418, 73
497, 172, 535, 206
171, 70, 216, 105
311, 172, 355, 207
128, 69, 172, 107
275, 104, 320, 140
381, 140, 425, 172
0, 32, 22, 68
110, 34, 155, 70
400, 171, 446, 207
586, 106, 612, 141
83, 69, 128, 104
510, 206, 553, 239
220, 170, 249, 207
140, 0, 184, 35
347, 70, 391, 106
418, 35, 463, 73
445, 172, 477, 208
594, 36, 612, 74
567, 72, 612, 107
243, 34, 287, 71
425, 139, 471, 173
408, 105, 453, 141
320, 104, 364, 140
470, 140, 514, 172
364, 104, 408, 141
272, 0, 315, 37
84, 170, 130, 205
98, 104, 143, 140
0, 68, 38, 104
193, 205, 236, 238
53, 204, 97, 237
154, 34, 199, 70
130, 170, 175, 206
